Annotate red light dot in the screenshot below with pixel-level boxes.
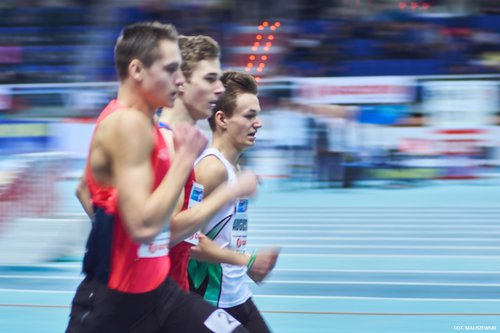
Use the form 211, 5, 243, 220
268, 35, 274, 40
257, 67, 263, 72
258, 25, 264, 30
259, 63, 265, 67
252, 46, 257, 51
264, 47, 269, 51
247, 62, 253, 67
263, 21, 269, 27
270, 26, 276, 31
256, 35, 262, 40
410, 2, 418, 9
245, 67, 251, 72
266, 42, 272, 47
399, 2, 406, 9
275, 22, 281, 27
255, 76, 261, 82
261, 55, 268, 61
249, 55, 256, 60
254, 42, 260, 47
422, 2, 429, 9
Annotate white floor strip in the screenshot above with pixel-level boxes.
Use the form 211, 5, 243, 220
0, 270, 497, 279
0, 289, 499, 302
251, 216, 500, 220
0, 288, 74, 294
276, 253, 500, 258
0, 275, 81, 280
249, 236, 500, 242
273, 268, 500, 274
251, 223, 500, 229
250, 230, 500, 235
250, 244, 500, 250
0, 263, 81, 269
265, 280, 500, 287
253, 294, 500, 302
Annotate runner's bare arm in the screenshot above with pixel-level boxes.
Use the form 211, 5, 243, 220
190, 234, 250, 265
111, 113, 205, 244
191, 235, 279, 283
170, 172, 258, 246
170, 156, 228, 245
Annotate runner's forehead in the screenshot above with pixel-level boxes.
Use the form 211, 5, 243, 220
157, 39, 182, 64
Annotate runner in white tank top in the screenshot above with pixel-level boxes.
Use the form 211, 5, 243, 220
190, 148, 251, 307
188, 71, 280, 333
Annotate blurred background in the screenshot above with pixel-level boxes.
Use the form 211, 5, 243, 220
0, 1, 499, 332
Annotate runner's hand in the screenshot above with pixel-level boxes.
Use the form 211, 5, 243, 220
190, 234, 223, 263
172, 123, 207, 162
247, 248, 280, 284
231, 171, 259, 199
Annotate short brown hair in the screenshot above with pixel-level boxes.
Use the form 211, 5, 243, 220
114, 21, 178, 80
208, 71, 258, 131
179, 35, 220, 81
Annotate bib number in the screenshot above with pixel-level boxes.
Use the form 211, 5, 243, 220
137, 229, 170, 258
184, 182, 204, 245
230, 199, 248, 253
204, 309, 240, 333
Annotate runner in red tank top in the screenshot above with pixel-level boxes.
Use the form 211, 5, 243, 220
83, 99, 171, 293
67, 22, 252, 333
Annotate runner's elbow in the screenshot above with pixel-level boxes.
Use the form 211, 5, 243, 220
128, 220, 163, 244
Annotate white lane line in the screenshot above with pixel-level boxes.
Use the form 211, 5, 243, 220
264, 280, 500, 287
0, 270, 497, 282
253, 294, 500, 302
251, 217, 500, 220
0, 263, 81, 268
248, 236, 500, 242
0, 289, 499, 302
0, 286, 498, 302
0, 275, 81, 280
251, 207, 500, 211
250, 230, 500, 235
0, 288, 74, 294
250, 224, 500, 228
249, 244, 500, 250
0, 269, 497, 280
275, 253, 500, 258
273, 268, 500, 274
250, 214, 500, 217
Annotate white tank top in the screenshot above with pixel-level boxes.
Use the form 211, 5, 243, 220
188, 148, 251, 308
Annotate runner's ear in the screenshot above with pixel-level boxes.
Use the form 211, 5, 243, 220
214, 110, 227, 129
129, 59, 144, 81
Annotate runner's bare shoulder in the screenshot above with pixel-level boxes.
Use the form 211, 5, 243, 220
195, 155, 228, 195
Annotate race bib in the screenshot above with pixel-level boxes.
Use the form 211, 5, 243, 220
184, 182, 204, 245
137, 229, 170, 258
204, 309, 240, 333
230, 199, 248, 253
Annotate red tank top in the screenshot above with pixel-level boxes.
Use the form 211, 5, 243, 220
158, 122, 199, 291
168, 170, 197, 290
86, 99, 171, 293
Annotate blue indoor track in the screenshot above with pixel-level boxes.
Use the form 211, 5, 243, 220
1, 178, 499, 333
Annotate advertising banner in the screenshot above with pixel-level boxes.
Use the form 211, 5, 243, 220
422, 80, 498, 128
293, 76, 415, 104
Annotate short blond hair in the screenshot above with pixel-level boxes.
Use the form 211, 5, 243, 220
179, 35, 220, 81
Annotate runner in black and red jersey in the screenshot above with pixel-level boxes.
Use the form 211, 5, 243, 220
67, 22, 252, 333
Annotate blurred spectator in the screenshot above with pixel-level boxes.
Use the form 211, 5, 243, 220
0, 1, 499, 84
